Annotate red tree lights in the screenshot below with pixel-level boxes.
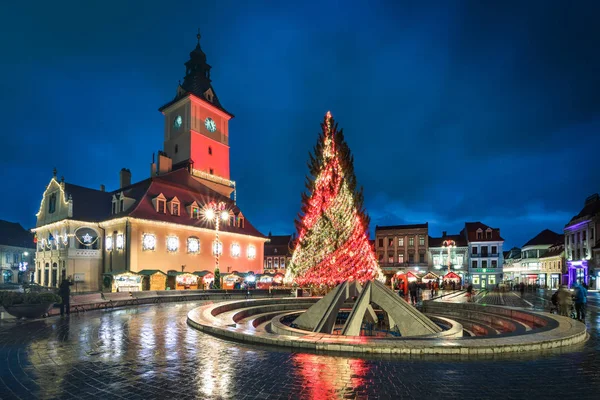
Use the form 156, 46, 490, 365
286, 112, 383, 287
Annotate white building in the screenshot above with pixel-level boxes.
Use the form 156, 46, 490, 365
464, 222, 504, 289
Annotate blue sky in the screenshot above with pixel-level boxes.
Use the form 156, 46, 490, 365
1, 0, 599, 248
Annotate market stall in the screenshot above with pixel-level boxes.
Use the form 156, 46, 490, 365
256, 273, 274, 289
193, 270, 214, 290
176, 273, 199, 290
273, 273, 284, 286
443, 271, 462, 287
421, 272, 439, 283
137, 270, 167, 291
105, 271, 142, 293
222, 272, 243, 290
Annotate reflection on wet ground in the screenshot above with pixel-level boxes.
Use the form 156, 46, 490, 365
0, 293, 599, 399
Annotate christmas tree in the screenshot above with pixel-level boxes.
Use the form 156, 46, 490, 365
213, 267, 221, 289
286, 111, 383, 287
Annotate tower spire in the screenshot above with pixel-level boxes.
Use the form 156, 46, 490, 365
196, 28, 201, 47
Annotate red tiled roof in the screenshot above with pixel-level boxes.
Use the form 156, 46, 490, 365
107, 168, 265, 239
462, 222, 504, 242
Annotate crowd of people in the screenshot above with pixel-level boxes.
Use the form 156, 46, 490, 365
551, 282, 588, 322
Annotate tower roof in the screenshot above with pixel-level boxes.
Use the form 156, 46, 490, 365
159, 31, 232, 116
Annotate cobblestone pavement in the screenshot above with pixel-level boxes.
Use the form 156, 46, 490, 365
476, 291, 533, 307
0, 295, 599, 400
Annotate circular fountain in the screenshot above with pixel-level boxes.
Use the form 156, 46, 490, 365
187, 281, 587, 356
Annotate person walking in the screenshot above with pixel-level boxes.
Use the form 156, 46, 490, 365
556, 285, 573, 317
58, 276, 73, 316
573, 282, 588, 322
409, 281, 418, 306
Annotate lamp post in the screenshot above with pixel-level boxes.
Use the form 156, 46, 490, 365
204, 201, 230, 273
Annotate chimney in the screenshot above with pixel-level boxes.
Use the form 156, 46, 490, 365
442, 231, 447, 237
157, 151, 172, 175
100, 184, 105, 192
120, 168, 131, 188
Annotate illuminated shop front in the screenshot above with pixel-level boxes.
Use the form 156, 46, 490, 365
106, 271, 142, 292
222, 272, 243, 290
421, 272, 439, 283
567, 260, 588, 287
167, 271, 199, 290
193, 270, 214, 289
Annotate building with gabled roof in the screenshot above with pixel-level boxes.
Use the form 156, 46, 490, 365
375, 223, 429, 283
32, 34, 267, 292
0, 220, 35, 284
263, 233, 295, 273
462, 222, 504, 289
428, 231, 469, 281
564, 193, 600, 289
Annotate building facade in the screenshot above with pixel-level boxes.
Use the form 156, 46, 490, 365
263, 233, 294, 274
0, 220, 35, 284
539, 239, 565, 290
463, 222, 504, 289
564, 193, 600, 289
502, 247, 522, 283
518, 229, 562, 287
375, 223, 429, 282
428, 231, 468, 282
33, 34, 267, 292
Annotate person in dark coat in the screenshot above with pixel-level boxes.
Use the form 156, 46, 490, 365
408, 281, 418, 305
58, 276, 73, 316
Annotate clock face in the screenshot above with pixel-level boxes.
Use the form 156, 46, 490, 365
205, 117, 216, 132
173, 115, 182, 129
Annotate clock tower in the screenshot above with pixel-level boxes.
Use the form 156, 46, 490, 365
159, 32, 235, 197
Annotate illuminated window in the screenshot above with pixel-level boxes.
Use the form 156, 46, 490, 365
192, 207, 199, 219
166, 236, 179, 252
419, 236, 425, 246
231, 243, 241, 258
247, 245, 256, 260
398, 253, 404, 263
212, 240, 223, 256
388, 238, 393, 247
105, 236, 113, 251
172, 203, 179, 216
157, 199, 166, 213
387, 253, 394, 263
142, 234, 156, 251
398, 238, 404, 246
409, 237, 414, 246
187, 237, 200, 254
280, 257, 285, 268
116, 234, 124, 250
489, 275, 496, 285
267, 258, 272, 269
472, 275, 480, 285
274, 258, 279, 268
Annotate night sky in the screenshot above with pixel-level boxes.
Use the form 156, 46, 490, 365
2, 0, 599, 248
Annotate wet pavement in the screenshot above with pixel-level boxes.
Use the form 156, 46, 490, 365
0, 293, 599, 400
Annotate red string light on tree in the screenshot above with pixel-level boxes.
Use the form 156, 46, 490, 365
286, 111, 383, 287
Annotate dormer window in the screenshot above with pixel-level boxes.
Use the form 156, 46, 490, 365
168, 196, 180, 216
238, 216, 245, 229
204, 89, 214, 103
476, 229, 483, 240
152, 193, 167, 213
112, 201, 117, 215
187, 201, 200, 219
120, 198, 125, 212
486, 229, 492, 239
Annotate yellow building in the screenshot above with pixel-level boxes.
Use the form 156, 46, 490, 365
32, 34, 267, 292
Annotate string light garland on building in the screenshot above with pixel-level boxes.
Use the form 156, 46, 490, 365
286, 111, 383, 287
105, 236, 114, 251
116, 233, 124, 250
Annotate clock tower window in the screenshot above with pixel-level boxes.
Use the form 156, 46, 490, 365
208, 147, 212, 155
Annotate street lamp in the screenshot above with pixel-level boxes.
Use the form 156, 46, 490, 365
204, 201, 230, 272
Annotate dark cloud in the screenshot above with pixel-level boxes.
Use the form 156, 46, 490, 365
1, 0, 599, 248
